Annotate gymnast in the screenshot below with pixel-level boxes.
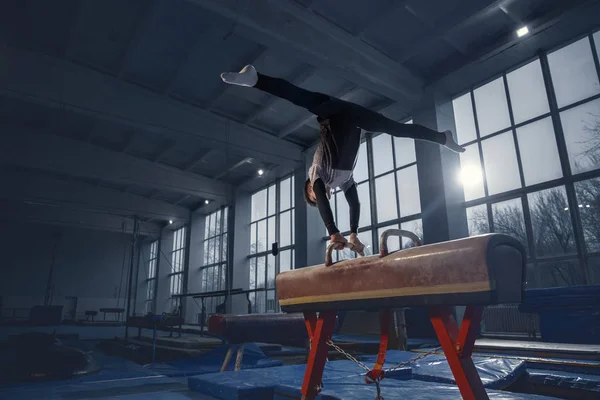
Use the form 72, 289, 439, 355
221, 65, 464, 254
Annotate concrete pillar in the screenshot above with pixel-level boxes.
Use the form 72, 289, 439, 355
134, 241, 150, 314
413, 90, 468, 244
225, 202, 235, 313
412, 89, 469, 324
157, 229, 174, 314
181, 214, 193, 320
186, 213, 206, 322
231, 188, 252, 314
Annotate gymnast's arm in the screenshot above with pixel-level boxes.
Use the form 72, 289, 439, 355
312, 178, 340, 236
343, 183, 360, 234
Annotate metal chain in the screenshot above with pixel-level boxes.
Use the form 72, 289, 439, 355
327, 341, 442, 400
386, 346, 443, 372
375, 380, 383, 400
326, 340, 371, 371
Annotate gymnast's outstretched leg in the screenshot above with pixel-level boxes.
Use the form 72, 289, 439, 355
221, 65, 332, 115
346, 103, 465, 153
221, 65, 464, 153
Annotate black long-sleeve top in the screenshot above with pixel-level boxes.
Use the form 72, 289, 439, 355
313, 178, 360, 236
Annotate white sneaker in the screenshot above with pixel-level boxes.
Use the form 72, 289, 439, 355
220, 65, 258, 87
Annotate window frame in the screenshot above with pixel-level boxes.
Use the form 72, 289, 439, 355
145, 240, 159, 314
169, 226, 187, 312
247, 175, 296, 313
197, 207, 229, 321
455, 29, 600, 286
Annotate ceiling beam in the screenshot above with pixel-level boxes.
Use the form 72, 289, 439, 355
0, 130, 230, 201
174, 194, 192, 206
214, 157, 253, 179
152, 138, 177, 162
431, 0, 598, 90
184, 148, 215, 171
0, 44, 303, 168
0, 170, 190, 222
188, 0, 423, 106
0, 199, 161, 237
117, 0, 156, 79
397, 0, 508, 64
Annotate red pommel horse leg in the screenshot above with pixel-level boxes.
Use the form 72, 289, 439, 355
301, 311, 337, 399
429, 305, 488, 400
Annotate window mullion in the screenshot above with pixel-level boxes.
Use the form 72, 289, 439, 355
540, 51, 590, 284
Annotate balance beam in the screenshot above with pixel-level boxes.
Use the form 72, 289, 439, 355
276, 232, 525, 400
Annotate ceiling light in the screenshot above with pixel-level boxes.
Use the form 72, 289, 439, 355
205, 200, 210, 204
169, 220, 173, 224
258, 169, 264, 176
578, 204, 583, 208
564, 207, 569, 211
516, 26, 529, 38
586, 204, 591, 208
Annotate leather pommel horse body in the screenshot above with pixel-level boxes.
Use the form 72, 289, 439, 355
275, 232, 525, 400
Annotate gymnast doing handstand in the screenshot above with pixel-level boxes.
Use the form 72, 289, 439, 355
221, 65, 464, 254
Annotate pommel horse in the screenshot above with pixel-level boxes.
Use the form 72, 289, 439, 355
276, 230, 525, 400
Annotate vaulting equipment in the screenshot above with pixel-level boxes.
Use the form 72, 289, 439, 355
208, 313, 309, 347
276, 230, 525, 400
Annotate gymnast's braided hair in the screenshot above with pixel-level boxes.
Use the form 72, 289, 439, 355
304, 118, 335, 207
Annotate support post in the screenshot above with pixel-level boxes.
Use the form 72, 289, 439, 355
132, 234, 143, 317
125, 217, 140, 343
221, 346, 235, 372
234, 343, 246, 371
428, 305, 488, 400
389, 309, 407, 351
301, 311, 337, 400
44, 234, 61, 306
181, 214, 193, 319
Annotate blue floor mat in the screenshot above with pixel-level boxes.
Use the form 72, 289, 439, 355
359, 350, 526, 389
146, 343, 282, 377
527, 369, 600, 392
263, 346, 306, 357
188, 360, 410, 400
409, 349, 600, 392
0, 350, 183, 400
273, 378, 558, 400
93, 390, 217, 400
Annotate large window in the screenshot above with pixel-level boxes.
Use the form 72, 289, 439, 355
454, 31, 600, 287
249, 176, 295, 313
200, 207, 228, 319
169, 227, 186, 313
145, 240, 158, 314
329, 122, 422, 262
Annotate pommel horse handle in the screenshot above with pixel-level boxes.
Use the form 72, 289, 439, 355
379, 229, 422, 257
325, 241, 356, 266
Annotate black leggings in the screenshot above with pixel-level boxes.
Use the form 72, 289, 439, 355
255, 73, 445, 144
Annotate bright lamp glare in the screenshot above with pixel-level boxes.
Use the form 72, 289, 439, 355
517, 26, 529, 37
205, 200, 210, 204
459, 165, 483, 187
169, 220, 173, 224
258, 169, 264, 176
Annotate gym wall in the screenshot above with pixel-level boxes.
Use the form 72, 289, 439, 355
0, 222, 132, 320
